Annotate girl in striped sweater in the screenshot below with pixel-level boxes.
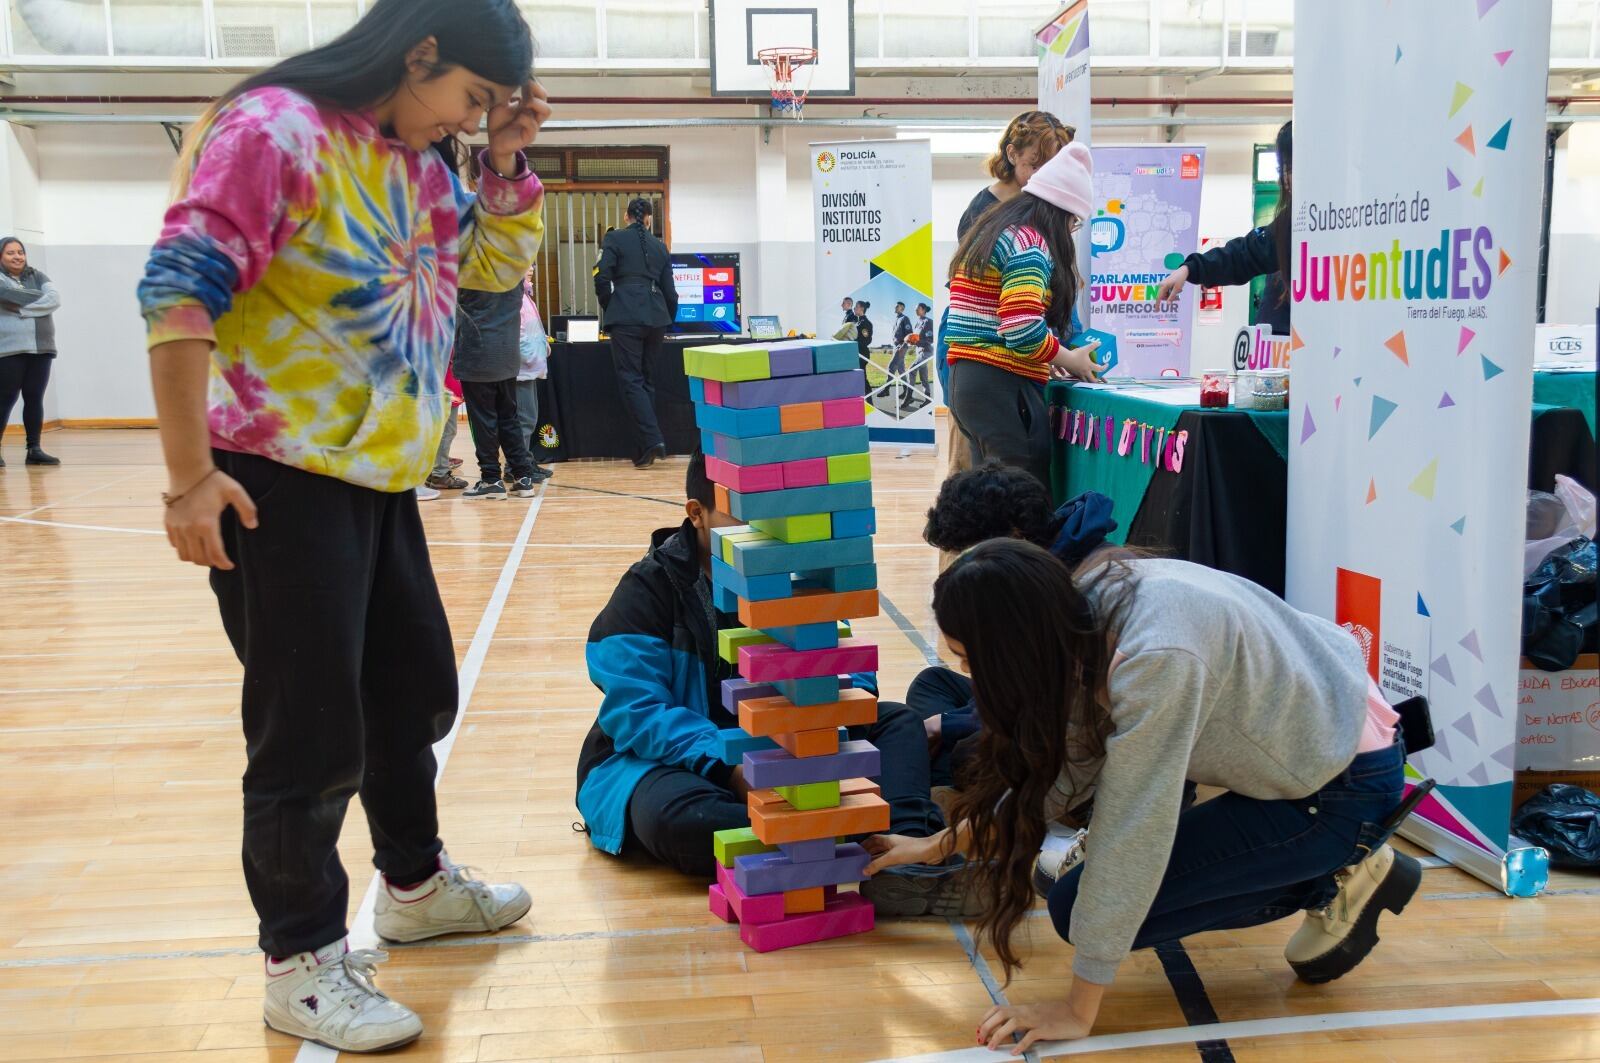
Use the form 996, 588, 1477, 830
946, 142, 1101, 488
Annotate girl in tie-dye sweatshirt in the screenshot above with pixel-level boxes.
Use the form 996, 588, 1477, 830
137, 2, 550, 1052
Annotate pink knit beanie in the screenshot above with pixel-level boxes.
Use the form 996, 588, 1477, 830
1023, 141, 1093, 219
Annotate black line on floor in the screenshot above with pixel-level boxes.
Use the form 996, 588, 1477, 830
949, 919, 1040, 1063
879, 589, 945, 667
542, 481, 683, 507
1154, 941, 1237, 1063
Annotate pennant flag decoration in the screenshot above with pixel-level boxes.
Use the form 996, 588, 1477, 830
1457, 325, 1475, 353
1384, 330, 1409, 365
1417, 593, 1431, 618
1448, 82, 1474, 118
1446, 168, 1461, 191
1332, 346, 1342, 359
1369, 395, 1399, 438
1451, 515, 1467, 535
1409, 458, 1439, 500
1439, 391, 1456, 409
1493, 49, 1513, 66
1455, 126, 1475, 154
1365, 479, 1378, 505
1475, 683, 1502, 717
1431, 654, 1456, 684
1290, 327, 1306, 352
1486, 119, 1511, 150
1460, 629, 1484, 661
1472, 176, 1485, 198
1498, 248, 1512, 275
1481, 355, 1504, 381
1300, 406, 1317, 444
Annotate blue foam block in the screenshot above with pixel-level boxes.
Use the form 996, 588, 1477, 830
713, 581, 739, 613
720, 369, 865, 410
811, 341, 859, 374
701, 429, 717, 456
729, 534, 875, 578
714, 425, 871, 467
797, 563, 878, 593
776, 675, 842, 706
727, 481, 874, 522
711, 556, 793, 603
695, 401, 783, 439
765, 621, 840, 651
734, 844, 871, 895
722, 678, 780, 714
744, 740, 883, 789
688, 377, 705, 403
831, 509, 877, 539
715, 728, 781, 765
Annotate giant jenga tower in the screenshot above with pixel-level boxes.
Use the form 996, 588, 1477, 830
683, 338, 891, 952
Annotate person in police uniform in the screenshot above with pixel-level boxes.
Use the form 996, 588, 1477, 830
594, 197, 678, 468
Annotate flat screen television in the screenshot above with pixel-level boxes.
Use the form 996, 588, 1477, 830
670, 252, 741, 334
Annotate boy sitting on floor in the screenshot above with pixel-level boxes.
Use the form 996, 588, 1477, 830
575, 451, 976, 916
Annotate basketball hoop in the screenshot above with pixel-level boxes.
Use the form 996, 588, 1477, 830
759, 46, 818, 121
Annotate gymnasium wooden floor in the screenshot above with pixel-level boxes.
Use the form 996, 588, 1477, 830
3, 426, 1599, 1063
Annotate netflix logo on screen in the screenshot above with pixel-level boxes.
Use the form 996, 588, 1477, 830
1335, 568, 1382, 682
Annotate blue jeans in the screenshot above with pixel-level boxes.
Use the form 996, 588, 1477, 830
1047, 740, 1406, 952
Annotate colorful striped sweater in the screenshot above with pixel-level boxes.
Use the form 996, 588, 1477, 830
945, 224, 1077, 384
137, 87, 545, 492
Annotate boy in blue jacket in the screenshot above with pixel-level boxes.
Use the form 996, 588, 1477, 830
576, 452, 975, 915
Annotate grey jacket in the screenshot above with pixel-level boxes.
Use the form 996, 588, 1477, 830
1066, 559, 1367, 984
0, 268, 60, 357
452, 281, 524, 383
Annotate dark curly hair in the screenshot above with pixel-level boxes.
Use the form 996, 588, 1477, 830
923, 461, 1056, 553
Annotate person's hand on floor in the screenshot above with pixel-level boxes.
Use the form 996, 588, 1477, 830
977, 996, 1096, 1054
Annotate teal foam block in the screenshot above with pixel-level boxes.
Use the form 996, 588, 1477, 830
701, 429, 717, 456
689, 377, 705, 403
713, 581, 739, 613
776, 675, 843, 706
831, 508, 876, 538
711, 556, 793, 603
715, 425, 871, 467
715, 727, 780, 765
729, 534, 875, 578
764, 621, 841, 651
797, 563, 878, 593
727, 481, 874, 522
695, 401, 782, 439
811, 340, 859, 374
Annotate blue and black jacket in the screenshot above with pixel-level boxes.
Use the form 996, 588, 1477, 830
1182, 226, 1290, 336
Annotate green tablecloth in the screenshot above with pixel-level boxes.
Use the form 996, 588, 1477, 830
1533, 369, 1595, 436
1046, 382, 1186, 542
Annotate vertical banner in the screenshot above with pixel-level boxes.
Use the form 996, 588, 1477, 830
811, 138, 934, 443
1288, 0, 1552, 867
1037, 2, 1091, 328
1088, 145, 1204, 377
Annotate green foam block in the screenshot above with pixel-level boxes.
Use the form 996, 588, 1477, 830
776, 781, 842, 811
684, 344, 771, 383
719, 627, 776, 665
827, 452, 871, 484
713, 826, 776, 868
750, 513, 831, 543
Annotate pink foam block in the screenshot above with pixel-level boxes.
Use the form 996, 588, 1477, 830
704, 379, 724, 406
737, 891, 875, 952
714, 862, 785, 924
707, 454, 783, 493
739, 639, 879, 683
782, 458, 829, 489
822, 397, 867, 428
708, 882, 735, 923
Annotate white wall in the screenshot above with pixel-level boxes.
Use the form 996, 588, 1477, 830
1546, 123, 1600, 326
0, 122, 60, 422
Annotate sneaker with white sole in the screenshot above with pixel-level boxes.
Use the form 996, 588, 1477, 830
508, 476, 539, 498
462, 480, 507, 501
1032, 829, 1087, 898
1284, 843, 1421, 983
263, 941, 421, 1053
373, 856, 532, 943
860, 856, 986, 917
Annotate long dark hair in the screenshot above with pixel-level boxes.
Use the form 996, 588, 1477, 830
935, 539, 1133, 979
1270, 120, 1292, 304
175, 0, 532, 190
949, 194, 1081, 338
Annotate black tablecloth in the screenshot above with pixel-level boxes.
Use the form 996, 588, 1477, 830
532, 336, 761, 462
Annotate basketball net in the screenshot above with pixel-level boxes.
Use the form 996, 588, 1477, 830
759, 46, 818, 121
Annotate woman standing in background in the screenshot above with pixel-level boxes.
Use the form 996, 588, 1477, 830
0, 237, 62, 467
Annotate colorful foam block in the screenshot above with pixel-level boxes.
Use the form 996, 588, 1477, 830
784, 886, 827, 914
713, 580, 739, 613
711, 557, 793, 605
715, 727, 779, 765
712, 525, 765, 563
776, 675, 843, 706
779, 838, 840, 863
728, 533, 874, 578
797, 563, 878, 594
742, 740, 882, 790
684, 344, 771, 383
726, 481, 874, 523
715, 861, 785, 924
811, 341, 860, 375
702, 429, 717, 456
766, 620, 844, 652
715, 425, 871, 467
768, 345, 815, 378
740, 640, 879, 683
733, 841, 872, 891
832, 508, 876, 538
720, 369, 865, 410
779, 402, 825, 433
751, 513, 831, 544
777, 780, 841, 811
747, 779, 877, 815
717, 624, 778, 666
688, 376, 705, 403
748, 794, 890, 846
714, 826, 777, 868
739, 587, 879, 631
705, 379, 723, 405
737, 890, 874, 953
821, 396, 867, 427
722, 679, 779, 714
695, 401, 781, 439
739, 688, 879, 737
706, 455, 783, 494
827, 452, 871, 484
782, 457, 830, 489
713, 482, 730, 513
775, 727, 841, 758
708, 881, 734, 922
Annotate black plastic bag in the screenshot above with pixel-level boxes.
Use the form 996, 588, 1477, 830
1522, 538, 1598, 672
1512, 784, 1600, 868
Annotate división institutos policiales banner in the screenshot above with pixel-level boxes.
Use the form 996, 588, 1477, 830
1287, 0, 1550, 865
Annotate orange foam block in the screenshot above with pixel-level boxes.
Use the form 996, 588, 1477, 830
738, 587, 880, 630
749, 790, 890, 845
774, 728, 840, 758
785, 886, 826, 914
714, 482, 731, 515
739, 687, 878, 737
780, 401, 826, 433
737, 890, 875, 952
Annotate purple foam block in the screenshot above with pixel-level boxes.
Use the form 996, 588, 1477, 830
742, 739, 881, 789
768, 345, 815, 378
721, 369, 865, 410
778, 838, 838, 864
733, 843, 870, 896
721, 678, 779, 715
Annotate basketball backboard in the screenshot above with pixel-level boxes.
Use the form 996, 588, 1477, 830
709, 0, 856, 97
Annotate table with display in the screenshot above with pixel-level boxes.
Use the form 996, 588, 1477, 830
531, 334, 762, 463
1046, 368, 1597, 597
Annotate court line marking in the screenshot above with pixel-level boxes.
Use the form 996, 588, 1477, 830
0, 515, 164, 536
0, 469, 140, 520
875, 997, 1600, 1062
949, 919, 1039, 1063
294, 488, 544, 1063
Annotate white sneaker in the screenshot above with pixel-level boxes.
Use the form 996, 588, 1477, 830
1285, 843, 1422, 983
1032, 828, 1087, 897
373, 855, 532, 943
263, 941, 421, 1053
414, 485, 441, 501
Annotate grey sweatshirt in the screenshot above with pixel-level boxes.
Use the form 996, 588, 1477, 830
1066, 559, 1367, 984
0, 268, 60, 357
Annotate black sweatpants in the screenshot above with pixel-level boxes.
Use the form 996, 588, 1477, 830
608, 324, 666, 458
210, 450, 457, 957
905, 666, 981, 789
461, 377, 535, 483
623, 703, 946, 878
0, 352, 53, 447
947, 358, 1052, 490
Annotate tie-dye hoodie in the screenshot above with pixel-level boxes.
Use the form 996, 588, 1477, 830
138, 87, 544, 492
